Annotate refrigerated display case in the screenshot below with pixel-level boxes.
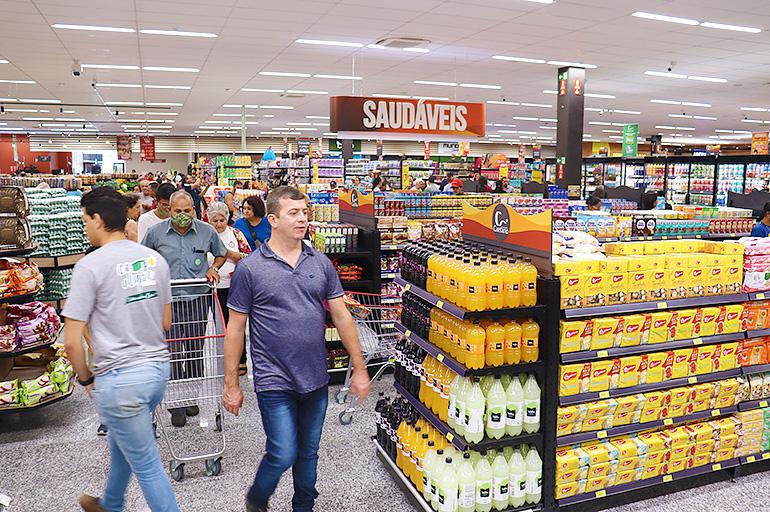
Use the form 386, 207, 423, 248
623, 159, 646, 189
642, 158, 666, 192
746, 160, 770, 192
666, 160, 689, 205
689, 160, 717, 206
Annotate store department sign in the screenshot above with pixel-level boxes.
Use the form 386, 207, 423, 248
330, 96, 485, 139
622, 124, 639, 158
752, 132, 769, 155
116, 135, 132, 160
139, 136, 155, 162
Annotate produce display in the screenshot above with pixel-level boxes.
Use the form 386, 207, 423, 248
0, 356, 74, 408
0, 301, 60, 353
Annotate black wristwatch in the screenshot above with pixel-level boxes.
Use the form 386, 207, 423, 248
78, 375, 95, 386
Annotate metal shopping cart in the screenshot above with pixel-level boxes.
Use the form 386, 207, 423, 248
335, 291, 400, 425
155, 278, 226, 481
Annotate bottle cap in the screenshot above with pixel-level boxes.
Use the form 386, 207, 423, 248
464, 452, 471, 459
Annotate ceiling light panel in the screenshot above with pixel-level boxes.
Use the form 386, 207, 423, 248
296, 39, 363, 47
313, 74, 362, 80
52, 23, 135, 32
259, 71, 311, 78
140, 29, 217, 37
631, 12, 699, 25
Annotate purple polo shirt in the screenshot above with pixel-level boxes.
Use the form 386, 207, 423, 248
227, 241, 344, 393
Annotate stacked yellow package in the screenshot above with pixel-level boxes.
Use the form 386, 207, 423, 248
735, 409, 764, 457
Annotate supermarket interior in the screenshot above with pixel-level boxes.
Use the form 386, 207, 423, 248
5, 1, 770, 512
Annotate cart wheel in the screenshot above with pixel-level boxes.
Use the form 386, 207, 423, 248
335, 390, 348, 404
170, 461, 185, 482
205, 457, 222, 477
339, 410, 353, 425
214, 413, 222, 432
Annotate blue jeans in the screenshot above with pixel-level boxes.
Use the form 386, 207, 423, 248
93, 361, 179, 512
248, 386, 328, 511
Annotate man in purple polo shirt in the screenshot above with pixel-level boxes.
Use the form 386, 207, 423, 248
223, 186, 370, 512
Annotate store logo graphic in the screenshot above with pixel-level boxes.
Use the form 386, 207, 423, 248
117, 257, 157, 300
491, 204, 510, 240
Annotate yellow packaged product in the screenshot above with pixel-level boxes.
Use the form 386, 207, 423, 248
591, 317, 621, 350
584, 400, 615, 421
557, 404, 588, 428
648, 269, 669, 301
695, 345, 717, 374
687, 253, 705, 268
620, 315, 649, 347
626, 255, 657, 271
692, 383, 716, 402
605, 242, 643, 255
640, 407, 663, 423
585, 273, 608, 307
688, 267, 707, 297
724, 265, 742, 294
560, 275, 585, 309
584, 476, 608, 493
673, 310, 697, 341
720, 305, 744, 334
618, 356, 643, 388
560, 320, 593, 353
555, 481, 582, 500
666, 427, 691, 448
607, 272, 628, 305
556, 448, 583, 473
671, 349, 692, 379
697, 307, 721, 337
615, 394, 646, 415
581, 416, 607, 433
638, 431, 670, 452
645, 351, 670, 383
613, 469, 636, 486
641, 464, 665, 479
714, 447, 735, 462
648, 311, 674, 344
686, 422, 715, 442
691, 453, 711, 467
602, 257, 629, 273
669, 387, 694, 406
587, 462, 612, 479
691, 398, 710, 413
588, 359, 616, 392
553, 259, 587, 277
665, 253, 689, 270
644, 449, 670, 467
719, 342, 738, 369
707, 266, 724, 296
555, 466, 587, 484
612, 410, 637, 427
715, 379, 740, 398
718, 433, 738, 450
710, 417, 739, 437
670, 442, 693, 461
668, 403, 687, 418
559, 363, 591, 396
557, 422, 575, 437
694, 439, 715, 456
668, 457, 688, 474
582, 442, 617, 464
669, 268, 688, 299
617, 456, 640, 472
611, 438, 641, 459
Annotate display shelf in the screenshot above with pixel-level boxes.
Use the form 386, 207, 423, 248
749, 292, 769, 301
740, 452, 770, 465
595, 234, 747, 243
0, 324, 61, 359
556, 405, 738, 447
395, 277, 546, 321
560, 332, 746, 364
381, 244, 404, 251
0, 288, 42, 305
328, 249, 372, 258
557, 457, 740, 507
395, 322, 542, 377
0, 378, 75, 415
558, 368, 742, 406
28, 252, 85, 269
341, 279, 374, 288
394, 381, 542, 452
741, 364, 770, 376
563, 294, 749, 319
42, 298, 67, 310
737, 398, 769, 412
746, 328, 770, 339
381, 297, 402, 304
381, 272, 399, 280
327, 358, 390, 374
0, 243, 38, 257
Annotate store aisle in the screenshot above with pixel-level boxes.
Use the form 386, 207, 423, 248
1, 375, 769, 512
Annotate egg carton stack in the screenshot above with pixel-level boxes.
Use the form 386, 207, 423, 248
26, 190, 87, 257
38, 268, 73, 302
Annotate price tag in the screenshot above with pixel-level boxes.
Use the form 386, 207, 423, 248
712, 463, 722, 471
664, 418, 674, 426
657, 302, 668, 309
404, 284, 411, 291
677, 235, 683, 239
688, 377, 698, 384
662, 475, 673, 483
446, 433, 454, 442
760, 400, 768, 408
747, 456, 756, 463
599, 391, 610, 399
595, 490, 606, 498
757, 293, 766, 300
624, 237, 631, 242
693, 338, 703, 346
597, 431, 607, 439
436, 354, 444, 362
661, 236, 668, 240
763, 452, 770, 460
597, 350, 609, 358
405, 330, 411, 338
712, 409, 721, 417
436, 300, 444, 309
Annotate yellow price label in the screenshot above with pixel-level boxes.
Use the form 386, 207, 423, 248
436, 354, 444, 362
624, 237, 631, 242
597, 350, 609, 358
404, 284, 411, 291
662, 236, 668, 240
436, 300, 444, 309
405, 330, 411, 338
696, 235, 702, 239
763, 452, 770, 460
712, 463, 722, 471
757, 293, 766, 300
712, 409, 721, 417
760, 400, 768, 408
664, 418, 674, 426
446, 433, 454, 442
597, 431, 607, 439
599, 391, 610, 399
677, 235, 683, 239
595, 490, 606, 498
748, 456, 756, 463
657, 302, 668, 309
662, 475, 673, 483
693, 338, 703, 346
688, 377, 698, 384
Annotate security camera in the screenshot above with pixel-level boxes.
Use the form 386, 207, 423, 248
72, 60, 82, 77
668, 60, 677, 72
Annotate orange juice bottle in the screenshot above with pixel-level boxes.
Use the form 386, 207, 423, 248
521, 257, 538, 306
504, 320, 522, 364
486, 259, 505, 310
409, 425, 422, 483
396, 419, 410, 470
505, 256, 522, 308
466, 261, 487, 311
456, 257, 471, 308
454, 317, 467, 365
447, 255, 462, 305
427, 253, 437, 293
521, 318, 540, 362
485, 322, 505, 367
429, 308, 440, 346
466, 320, 486, 369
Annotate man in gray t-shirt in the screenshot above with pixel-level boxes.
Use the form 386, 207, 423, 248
63, 187, 179, 512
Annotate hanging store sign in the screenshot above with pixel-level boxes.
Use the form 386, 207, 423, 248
338, 189, 375, 228
297, 138, 311, 156
533, 145, 542, 160
423, 141, 431, 159
752, 132, 769, 155
706, 144, 721, 155
329, 96, 485, 140
116, 135, 132, 160
622, 124, 639, 158
139, 136, 155, 161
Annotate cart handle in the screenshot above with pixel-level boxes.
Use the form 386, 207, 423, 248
169, 278, 214, 287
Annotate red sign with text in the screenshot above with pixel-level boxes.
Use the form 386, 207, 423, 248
139, 136, 156, 161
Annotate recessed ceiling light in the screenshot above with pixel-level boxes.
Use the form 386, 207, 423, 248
95, 83, 141, 88
245, 121, 259, 125
140, 29, 217, 38
650, 99, 681, 105
459, 83, 501, 89
0, 59, 8, 64
521, 103, 553, 108
611, 109, 641, 115
540, 118, 557, 122
513, 116, 538, 121
492, 55, 546, 64
22, 117, 54, 121
547, 61, 597, 69
145, 85, 191, 89
586, 93, 616, 99
313, 74, 362, 80
700, 22, 761, 33
0, 98, 17, 102
645, 71, 687, 79
55, 117, 85, 121
143, 66, 199, 73
52, 23, 135, 32
413, 96, 450, 101
742, 119, 764, 124
542, 90, 557, 95
585, 107, 603, 112
82, 64, 140, 70
403, 48, 430, 53
602, 129, 622, 133
693, 115, 717, 120
632, 12, 699, 25
286, 89, 328, 95
540, 126, 557, 130
20, 98, 60, 103
296, 38, 363, 47
414, 80, 458, 87
688, 76, 728, 83
741, 107, 768, 112
242, 88, 284, 93
487, 100, 520, 106
259, 105, 294, 109
0, 79, 35, 84
286, 122, 312, 126
259, 71, 311, 78
213, 113, 254, 117
263, 114, 275, 118
656, 125, 695, 130
306, 116, 329, 119
683, 101, 711, 107
204, 120, 231, 124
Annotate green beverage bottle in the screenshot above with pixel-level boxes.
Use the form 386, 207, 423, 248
509, 450, 527, 508
475, 450, 493, 512
423, 441, 438, 504
523, 374, 541, 434
500, 373, 512, 392
464, 377, 486, 444
524, 448, 542, 504
505, 376, 524, 437
492, 453, 509, 511
431, 449, 444, 511
448, 372, 463, 432
439, 456, 458, 512
485, 375, 506, 440
457, 453, 477, 512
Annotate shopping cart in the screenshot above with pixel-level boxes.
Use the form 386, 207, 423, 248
335, 291, 400, 425
154, 278, 226, 481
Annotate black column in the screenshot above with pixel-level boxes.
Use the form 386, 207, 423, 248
555, 67, 585, 189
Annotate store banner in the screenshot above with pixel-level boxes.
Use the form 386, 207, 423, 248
439, 142, 459, 155
752, 132, 769, 155
707, 144, 721, 155
116, 135, 132, 160
297, 138, 311, 156
499, 164, 509, 179
328, 138, 361, 152
622, 124, 639, 158
458, 141, 470, 156
139, 136, 155, 161
329, 96, 486, 138
592, 142, 611, 157
423, 141, 431, 159
401, 161, 410, 186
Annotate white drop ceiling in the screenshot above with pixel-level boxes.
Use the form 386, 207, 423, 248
1, 0, 770, 146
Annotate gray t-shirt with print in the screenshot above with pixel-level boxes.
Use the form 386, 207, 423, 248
62, 240, 172, 376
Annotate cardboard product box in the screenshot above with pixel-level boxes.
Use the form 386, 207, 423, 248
618, 356, 644, 388
603, 257, 629, 273
723, 265, 742, 294
696, 345, 717, 374
607, 272, 629, 305
626, 255, 658, 271
648, 311, 675, 344
697, 307, 721, 337
560, 320, 593, 354
673, 310, 697, 341
605, 242, 642, 256
591, 317, 621, 350
721, 304, 745, 334
671, 349, 692, 379
628, 270, 650, 303
706, 266, 724, 296
687, 267, 707, 298
585, 273, 608, 308
665, 253, 689, 270
559, 363, 591, 396
588, 359, 617, 392
560, 275, 585, 309
669, 268, 688, 300
620, 315, 649, 347
648, 269, 670, 302
647, 351, 671, 383
554, 259, 588, 277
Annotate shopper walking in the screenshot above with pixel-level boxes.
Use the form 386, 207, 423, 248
206, 201, 252, 376
137, 182, 176, 242
224, 180, 244, 223
123, 193, 141, 242
142, 190, 227, 427
223, 186, 371, 512
139, 180, 155, 214
61, 187, 178, 512
233, 195, 271, 251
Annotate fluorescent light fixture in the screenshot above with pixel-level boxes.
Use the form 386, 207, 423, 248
540, 118, 557, 122
146, 102, 183, 106
656, 125, 695, 130
547, 61, 597, 69
651, 99, 711, 107
242, 88, 284, 93
632, 12, 699, 25
204, 120, 231, 124
683, 101, 711, 107
0, 60, 8, 64
0, 98, 17, 102
141, 112, 178, 116
459, 83, 501, 89
95, 83, 141, 88
487, 100, 520, 106
245, 121, 259, 125
259, 105, 294, 109
366, 44, 387, 50
498, 130, 518, 134
145, 84, 191, 89
286, 89, 328, 95
414, 96, 450, 101
82, 64, 139, 70
263, 114, 275, 118
20, 98, 60, 103
55, 117, 85, 121
669, 114, 691, 118
105, 101, 144, 106
645, 71, 687, 79
259, 71, 311, 78
521, 103, 552, 108
700, 22, 761, 33
742, 119, 764, 124
694, 115, 718, 120
414, 80, 457, 87
542, 90, 557, 94
311, 123, 327, 126
313, 74, 362, 80
52, 23, 135, 32
741, 107, 768, 112
213, 113, 254, 117
688, 75, 728, 83
650, 99, 681, 105
286, 122, 312, 126
22, 117, 54, 121
122, 119, 167, 123
589, 121, 612, 126
612, 109, 641, 115
540, 126, 557, 130
306, 116, 329, 119
260, 131, 282, 135
0, 79, 35, 84
143, 66, 199, 73
585, 107, 603, 112
585, 93, 616, 99
373, 94, 411, 99
513, 116, 538, 121
602, 129, 622, 133
492, 55, 546, 64
140, 29, 217, 38
403, 47, 429, 53
296, 39, 363, 47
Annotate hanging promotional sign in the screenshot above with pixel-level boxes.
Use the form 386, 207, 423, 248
329, 96, 486, 140
423, 141, 431, 159
297, 138, 311, 156
338, 189, 375, 228
706, 144, 721, 155
499, 164, 509, 179
532, 145, 542, 160
518, 144, 526, 164
438, 141, 472, 156
139, 136, 155, 161
116, 135, 132, 160
752, 132, 769, 155
622, 124, 639, 158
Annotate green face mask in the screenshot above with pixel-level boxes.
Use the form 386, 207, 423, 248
172, 212, 194, 228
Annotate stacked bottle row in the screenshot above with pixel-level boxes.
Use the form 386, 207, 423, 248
395, 337, 541, 442
402, 292, 540, 369
375, 395, 543, 512
400, 241, 538, 311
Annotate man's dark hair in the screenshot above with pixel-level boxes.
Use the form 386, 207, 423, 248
586, 196, 601, 208
266, 186, 305, 216
81, 187, 128, 232
156, 182, 176, 202
244, 195, 266, 218
123, 192, 140, 209
149, 182, 159, 193
371, 176, 383, 189
763, 201, 770, 218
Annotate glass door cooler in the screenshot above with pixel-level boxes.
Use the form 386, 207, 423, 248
688, 160, 716, 206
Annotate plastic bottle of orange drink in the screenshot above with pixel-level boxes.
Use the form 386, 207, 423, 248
466, 261, 487, 312
486, 321, 505, 367
521, 257, 538, 307
466, 320, 486, 369
504, 320, 522, 365
487, 259, 505, 310
521, 319, 540, 362
505, 256, 522, 309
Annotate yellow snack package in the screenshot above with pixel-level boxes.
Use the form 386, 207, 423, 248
556, 448, 582, 472
620, 315, 649, 347
555, 481, 581, 500
697, 307, 721, 337
588, 359, 616, 392
714, 447, 735, 462
558, 404, 588, 428
582, 442, 613, 465
603, 257, 629, 273
607, 272, 628, 305
673, 310, 697, 340
686, 422, 715, 442
695, 345, 717, 374
644, 390, 671, 412
691, 382, 716, 402
584, 401, 612, 421
638, 432, 670, 452
666, 427, 691, 448
721, 304, 744, 334
691, 453, 711, 467
645, 351, 670, 383
618, 356, 643, 388
669, 268, 688, 299
629, 270, 650, 303
616, 457, 640, 472
559, 363, 591, 397
671, 349, 692, 379
560, 320, 593, 354
641, 464, 664, 480
669, 387, 694, 406
613, 469, 636, 486
553, 259, 587, 277
555, 465, 587, 484
591, 317, 620, 350
585, 273, 608, 307
665, 253, 689, 270
560, 275, 585, 310
648, 269, 670, 301
693, 439, 715, 456
719, 342, 738, 369
706, 266, 724, 296
640, 407, 663, 423
688, 267, 707, 297
724, 265, 742, 294
615, 394, 646, 415
584, 476, 608, 493
648, 311, 674, 344
718, 433, 739, 450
